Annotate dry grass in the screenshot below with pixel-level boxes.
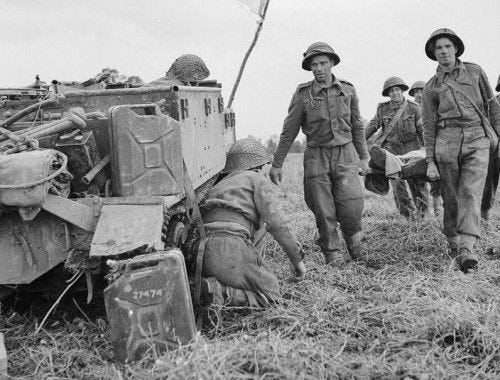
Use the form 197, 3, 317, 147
1, 153, 500, 379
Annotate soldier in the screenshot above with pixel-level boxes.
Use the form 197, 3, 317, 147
366, 77, 429, 219
201, 138, 306, 307
422, 28, 500, 272
410, 80, 443, 217
269, 42, 369, 266
147, 54, 210, 87
481, 74, 500, 221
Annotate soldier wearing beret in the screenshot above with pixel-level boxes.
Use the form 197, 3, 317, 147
422, 28, 500, 272
366, 77, 429, 219
270, 42, 369, 266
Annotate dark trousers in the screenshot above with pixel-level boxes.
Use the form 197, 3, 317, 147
435, 125, 489, 243
392, 178, 429, 217
303, 142, 363, 255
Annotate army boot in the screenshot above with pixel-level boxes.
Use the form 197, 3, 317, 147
447, 242, 459, 260
345, 232, 365, 261
324, 250, 347, 266
456, 248, 478, 273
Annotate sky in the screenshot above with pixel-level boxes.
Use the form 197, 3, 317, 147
1, 0, 499, 142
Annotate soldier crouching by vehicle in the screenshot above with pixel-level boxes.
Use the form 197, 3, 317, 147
422, 28, 500, 272
366, 77, 429, 219
200, 138, 306, 308
270, 42, 370, 266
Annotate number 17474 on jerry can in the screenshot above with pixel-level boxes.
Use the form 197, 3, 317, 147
104, 249, 197, 363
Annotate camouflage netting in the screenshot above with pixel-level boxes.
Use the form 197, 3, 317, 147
165, 54, 210, 83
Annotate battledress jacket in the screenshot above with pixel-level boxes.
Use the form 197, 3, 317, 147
422, 60, 500, 161
365, 99, 424, 155
202, 170, 303, 266
273, 76, 368, 168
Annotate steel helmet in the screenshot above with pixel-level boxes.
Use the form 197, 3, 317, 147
496, 74, 500, 92
425, 28, 464, 61
223, 138, 272, 173
301, 42, 340, 71
165, 54, 210, 83
408, 81, 426, 97
382, 77, 409, 97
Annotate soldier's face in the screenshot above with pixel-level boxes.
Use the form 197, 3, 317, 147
310, 55, 333, 83
388, 86, 404, 103
434, 37, 457, 67
413, 89, 423, 104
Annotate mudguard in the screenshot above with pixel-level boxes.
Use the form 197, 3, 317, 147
0, 211, 69, 284
89, 203, 164, 257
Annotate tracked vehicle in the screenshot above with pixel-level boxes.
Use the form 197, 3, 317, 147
0, 80, 236, 361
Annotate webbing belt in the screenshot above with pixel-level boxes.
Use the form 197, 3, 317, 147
202, 208, 254, 232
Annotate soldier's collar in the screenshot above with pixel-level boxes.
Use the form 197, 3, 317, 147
436, 59, 465, 82
389, 97, 406, 110
311, 75, 344, 96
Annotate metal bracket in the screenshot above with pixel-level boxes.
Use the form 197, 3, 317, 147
204, 98, 212, 116
217, 97, 224, 113
41, 194, 101, 232
180, 98, 189, 119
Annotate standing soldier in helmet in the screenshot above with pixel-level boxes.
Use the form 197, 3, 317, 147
422, 28, 500, 272
366, 77, 429, 219
201, 138, 306, 307
270, 42, 370, 266
410, 80, 443, 217
481, 74, 500, 222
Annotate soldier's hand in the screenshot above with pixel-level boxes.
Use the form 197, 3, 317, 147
358, 158, 370, 176
427, 161, 440, 181
269, 166, 283, 185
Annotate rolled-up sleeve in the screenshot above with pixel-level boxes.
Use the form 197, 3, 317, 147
422, 86, 439, 160
272, 91, 303, 168
349, 88, 369, 159
253, 177, 302, 265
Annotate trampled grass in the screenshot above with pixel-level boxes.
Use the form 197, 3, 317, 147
1, 153, 500, 379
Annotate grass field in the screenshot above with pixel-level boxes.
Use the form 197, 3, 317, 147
2, 153, 500, 379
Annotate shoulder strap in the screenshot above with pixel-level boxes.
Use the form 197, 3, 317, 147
368, 100, 406, 146
444, 79, 498, 148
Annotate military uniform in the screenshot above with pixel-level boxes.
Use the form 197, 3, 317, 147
273, 75, 368, 262
202, 139, 304, 307
423, 58, 500, 257
366, 98, 429, 218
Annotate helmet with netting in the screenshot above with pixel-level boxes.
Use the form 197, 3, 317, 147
223, 138, 272, 173
165, 54, 210, 83
302, 42, 340, 71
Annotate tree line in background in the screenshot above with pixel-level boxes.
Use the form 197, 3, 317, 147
247, 135, 307, 154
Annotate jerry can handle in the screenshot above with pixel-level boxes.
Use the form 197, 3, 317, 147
125, 103, 161, 116
123, 251, 171, 275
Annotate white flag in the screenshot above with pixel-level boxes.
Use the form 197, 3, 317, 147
235, 0, 267, 21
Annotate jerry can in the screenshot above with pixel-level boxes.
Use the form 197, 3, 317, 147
104, 249, 197, 363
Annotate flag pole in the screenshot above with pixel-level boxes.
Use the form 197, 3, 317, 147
227, 0, 270, 109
